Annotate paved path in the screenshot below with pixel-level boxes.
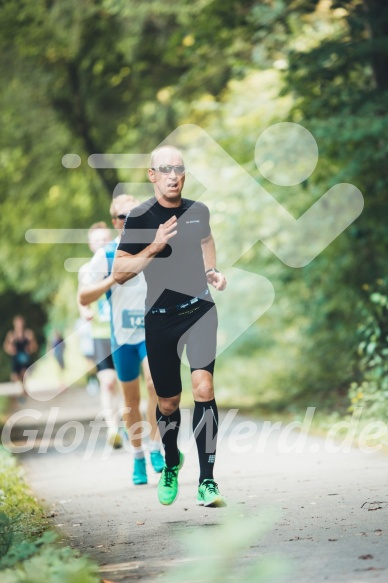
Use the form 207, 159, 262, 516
3, 386, 388, 582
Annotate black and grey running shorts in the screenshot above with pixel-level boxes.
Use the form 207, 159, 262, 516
93, 338, 115, 372
145, 298, 217, 398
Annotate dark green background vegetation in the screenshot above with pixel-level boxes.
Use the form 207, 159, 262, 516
0, 0, 387, 416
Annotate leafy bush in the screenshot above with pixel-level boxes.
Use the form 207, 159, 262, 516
0, 448, 100, 583
0, 448, 45, 540
0, 513, 13, 559
348, 279, 388, 419
0, 538, 99, 583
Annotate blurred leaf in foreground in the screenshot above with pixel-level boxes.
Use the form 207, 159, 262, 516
161, 508, 288, 583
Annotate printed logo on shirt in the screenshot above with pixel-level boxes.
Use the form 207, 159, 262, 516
186, 220, 200, 224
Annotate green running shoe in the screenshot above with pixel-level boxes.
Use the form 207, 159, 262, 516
150, 450, 164, 473
196, 479, 227, 507
157, 452, 184, 505
132, 457, 148, 485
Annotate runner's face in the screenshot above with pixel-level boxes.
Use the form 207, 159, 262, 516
149, 149, 185, 203
88, 228, 111, 253
111, 201, 136, 232
13, 316, 25, 331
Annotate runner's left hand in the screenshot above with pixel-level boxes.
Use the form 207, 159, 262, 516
207, 271, 227, 291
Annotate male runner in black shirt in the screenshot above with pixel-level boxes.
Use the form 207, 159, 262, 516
113, 145, 227, 507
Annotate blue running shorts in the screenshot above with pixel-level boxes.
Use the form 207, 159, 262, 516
111, 341, 147, 382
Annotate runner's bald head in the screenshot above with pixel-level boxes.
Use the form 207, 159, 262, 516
151, 146, 184, 167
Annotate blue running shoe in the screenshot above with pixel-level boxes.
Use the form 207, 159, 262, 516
132, 457, 148, 485
150, 450, 164, 473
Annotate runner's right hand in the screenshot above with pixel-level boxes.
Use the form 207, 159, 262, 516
152, 216, 178, 253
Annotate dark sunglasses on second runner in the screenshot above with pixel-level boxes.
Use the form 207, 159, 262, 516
152, 165, 185, 175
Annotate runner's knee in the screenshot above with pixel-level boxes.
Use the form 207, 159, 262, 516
192, 379, 214, 402
158, 395, 180, 416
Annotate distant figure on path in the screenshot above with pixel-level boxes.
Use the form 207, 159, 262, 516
3, 315, 38, 394
51, 330, 66, 390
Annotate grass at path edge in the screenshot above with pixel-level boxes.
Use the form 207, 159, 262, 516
0, 395, 101, 583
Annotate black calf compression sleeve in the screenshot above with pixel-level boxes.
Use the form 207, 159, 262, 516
156, 405, 181, 468
193, 399, 218, 483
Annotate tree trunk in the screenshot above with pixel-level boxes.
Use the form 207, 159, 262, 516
363, 0, 388, 91
65, 62, 119, 199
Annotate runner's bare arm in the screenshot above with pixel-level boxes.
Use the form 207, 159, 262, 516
77, 280, 94, 319
201, 233, 227, 291
26, 330, 38, 354
112, 216, 178, 285
77, 302, 94, 321
3, 332, 16, 356
78, 275, 115, 306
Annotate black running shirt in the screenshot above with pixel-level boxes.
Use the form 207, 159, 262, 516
117, 197, 211, 309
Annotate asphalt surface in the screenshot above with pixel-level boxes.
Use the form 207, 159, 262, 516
3, 385, 388, 583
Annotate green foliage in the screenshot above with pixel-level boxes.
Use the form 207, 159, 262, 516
0, 539, 99, 583
0, 397, 9, 426
160, 509, 287, 583
0, 448, 45, 540
239, 0, 388, 405
0, 528, 56, 569
0, 448, 99, 582
1, 0, 387, 410
248, 0, 388, 275
0, 513, 13, 560
0, 0, 256, 326
348, 279, 388, 418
